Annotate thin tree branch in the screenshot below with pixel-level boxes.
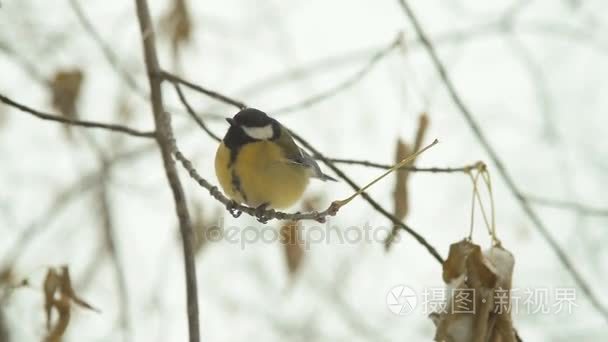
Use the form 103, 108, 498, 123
75, 243, 106, 291
173, 84, 221, 142
325, 158, 477, 173
271, 33, 403, 115
0, 40, 49, 85
133, 1, 200, 341
1, 126, 200, 295
98, 166, 132, 342
326, 158, 608, 218
68, 0, 146, 97
161, 71, 247, 110
0, 137, 165, 273
525, 195, 608, 217
0, 174, 97, 271
288, 130, 444, 263
0, 93, 155, 138
81, 126, 132, 342
65, 0, 202, 121
398, 0, 608, 322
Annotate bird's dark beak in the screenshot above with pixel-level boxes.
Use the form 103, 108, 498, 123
226, 118, 236, 126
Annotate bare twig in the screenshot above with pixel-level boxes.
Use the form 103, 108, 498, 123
0, 174, 97, 271
173, 84, 221, 142
98, 165, 131, 342
0, 40, 49, 85
398, 0, 608, 322
290, 129, 444, 263
0, 93, 155, 138
271, 33, 403, 114
324, 159, 476, 173
161, 71, 247, 110
525, 195, 608, 217
68, 0, 145, 97
1, 129, 191, 286
134, 1, 200, 341
65, 0, 198, 120
75, 243, 106, 291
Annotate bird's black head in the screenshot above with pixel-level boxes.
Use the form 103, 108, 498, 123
230, 108, 272, 127
223, 108, 280, 150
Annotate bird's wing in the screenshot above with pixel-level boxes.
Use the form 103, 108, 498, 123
275, 127, 336, 182
293, 148, 337, 182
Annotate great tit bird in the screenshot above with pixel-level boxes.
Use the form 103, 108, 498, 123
215, 108, 336, 210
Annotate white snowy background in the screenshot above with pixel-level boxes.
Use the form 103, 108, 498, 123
0, 0, 607, 341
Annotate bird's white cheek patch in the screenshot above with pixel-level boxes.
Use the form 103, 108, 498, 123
242, 125, 274, 140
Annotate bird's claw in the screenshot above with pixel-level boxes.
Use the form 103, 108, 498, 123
254, 203, 273, 223
227, 200, 242, 218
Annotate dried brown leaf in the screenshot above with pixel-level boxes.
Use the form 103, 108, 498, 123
280, 221, 304, 275
190, 200, 223, 254
442, 239, 476, 284
393, 139, 411, 221
434, 241, 516, 342
59, 266, 98, 312
160, 0, 192, 58
49, 69, 84, 139
43, 266, 99, 341
44, 296, 70, 342
386, 114, 431, 249
50, 69, 83, 118
413, 112, 429, 152
43, 269, 61, 330
466, 246, 498, 289
0, 268, 12, 286
115, 94, 133, 124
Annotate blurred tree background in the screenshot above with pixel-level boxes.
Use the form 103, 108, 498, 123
0, 0, 607, 341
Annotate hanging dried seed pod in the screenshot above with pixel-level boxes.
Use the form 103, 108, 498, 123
432, 240, 516, 342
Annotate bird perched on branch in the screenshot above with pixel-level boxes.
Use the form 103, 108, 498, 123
215, 108, 336, 210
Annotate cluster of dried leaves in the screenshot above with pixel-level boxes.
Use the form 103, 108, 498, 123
431, 240, 516, 342
42, 266, 98, 342
1, 266, 98, 341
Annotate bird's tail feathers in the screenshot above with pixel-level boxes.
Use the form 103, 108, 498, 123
318, 173, 337, 182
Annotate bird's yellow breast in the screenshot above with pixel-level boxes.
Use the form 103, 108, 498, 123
215, 141, 309, 209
